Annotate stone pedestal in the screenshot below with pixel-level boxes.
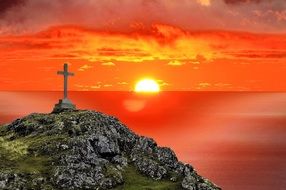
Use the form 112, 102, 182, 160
52, 98, 76, 113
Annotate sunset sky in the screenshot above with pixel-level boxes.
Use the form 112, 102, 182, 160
0, 0, 286, 91
1, 2, 286, 189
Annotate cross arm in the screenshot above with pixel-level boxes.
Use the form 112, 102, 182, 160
57, 71, 75, 76
57, 71, 64, 75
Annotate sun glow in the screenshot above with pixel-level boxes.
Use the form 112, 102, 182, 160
135, 79, 160, 93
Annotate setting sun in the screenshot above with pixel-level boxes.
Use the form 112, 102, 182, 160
135, 79, 160, 93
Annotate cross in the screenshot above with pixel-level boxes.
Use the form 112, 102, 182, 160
57, 63, 74, 99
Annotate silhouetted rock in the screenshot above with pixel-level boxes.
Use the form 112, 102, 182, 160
0, 110, 221, 189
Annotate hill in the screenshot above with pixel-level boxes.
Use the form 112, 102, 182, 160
0, 110, 221, 190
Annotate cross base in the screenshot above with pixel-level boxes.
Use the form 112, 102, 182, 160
52, 98, 76, 113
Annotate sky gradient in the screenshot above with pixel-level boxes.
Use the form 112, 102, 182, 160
0, 0, 286, 91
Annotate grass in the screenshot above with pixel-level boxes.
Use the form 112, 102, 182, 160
0, 132, 66, 175
114, 166, 183, 190
15, 155, 51, 174
0, 126, 68, 189
0, 137, 28, 159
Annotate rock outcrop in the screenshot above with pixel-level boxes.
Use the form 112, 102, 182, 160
0, 110, 221, 190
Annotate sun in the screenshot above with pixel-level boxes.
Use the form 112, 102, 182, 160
135, 79, 160, 93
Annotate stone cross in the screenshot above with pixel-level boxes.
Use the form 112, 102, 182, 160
53, 63, 76, 113
57, 63, 74, 99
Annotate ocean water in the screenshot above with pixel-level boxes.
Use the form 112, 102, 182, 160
0, 91, 285, 190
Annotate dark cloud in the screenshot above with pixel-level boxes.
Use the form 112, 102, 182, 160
227, 51, 286, 59
0, 0, 25, 15
0, 0, 285, 35
224, 0, 262, 4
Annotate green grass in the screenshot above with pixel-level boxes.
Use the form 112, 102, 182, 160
15, 155, 51, 174
0, 145, 50, 174
0, 136, 28, 160
114, 166, 183, 190
0, 128, 67, 189
0, 132, 66, 174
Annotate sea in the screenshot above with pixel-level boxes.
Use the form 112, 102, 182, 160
0, 91, 285, 190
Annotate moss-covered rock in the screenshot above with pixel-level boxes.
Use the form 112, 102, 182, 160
0, 110, 221, 190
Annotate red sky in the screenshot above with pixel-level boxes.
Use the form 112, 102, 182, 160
0, 0, 286, 91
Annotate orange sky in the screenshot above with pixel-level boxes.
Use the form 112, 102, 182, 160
0, 0, 286, 91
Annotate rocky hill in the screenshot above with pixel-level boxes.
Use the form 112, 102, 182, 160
0, 110, 221, 190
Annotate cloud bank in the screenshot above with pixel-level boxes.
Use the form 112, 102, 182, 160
0, 0, 285, 35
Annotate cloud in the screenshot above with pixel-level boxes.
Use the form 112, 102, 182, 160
118, 82, 128, 85
167, 60, 186, 66
0, 25, 212, 62
160, 82, 169, 87
227, 51, 286, 59
221, 0, 286, 31
0, 0, 285, 35
223, 0, 262, 5
214, 83, 232, 88
156, 79, 169, 87
0, 24, 285, 64
78, 64, 93, 71
91, 85, 101, 89
197, 82, 211, 89
0, 0, 25, 15
101, 62, 116, 66
0, 23, 285, 91
197, 0, 211, 6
